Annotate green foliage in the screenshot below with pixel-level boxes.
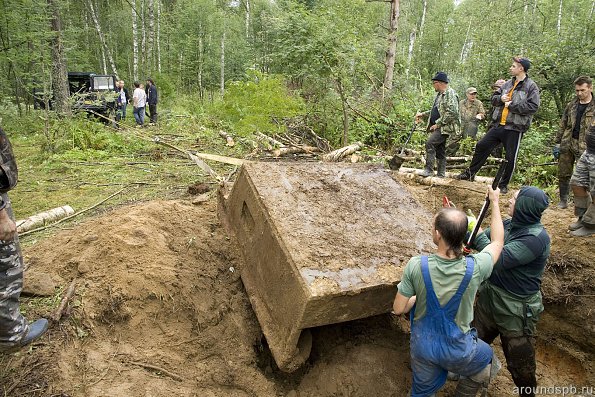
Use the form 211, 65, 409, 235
208, 71, 305, 136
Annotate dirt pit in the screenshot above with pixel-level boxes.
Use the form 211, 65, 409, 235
1, 174, 593, 396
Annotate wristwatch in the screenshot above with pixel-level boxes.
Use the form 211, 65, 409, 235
0, 197, 6, 211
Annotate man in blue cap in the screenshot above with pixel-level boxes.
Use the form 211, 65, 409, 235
456, 57, 540, 194
416, 72, 461, 178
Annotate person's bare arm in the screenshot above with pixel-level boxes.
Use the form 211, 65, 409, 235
482, 187, 504, 264
393, 293, 416, 315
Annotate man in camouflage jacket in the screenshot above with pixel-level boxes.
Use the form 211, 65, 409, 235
0, 126, 48, 352
554, 76, 594, 209
416, 71, 461, 177
459, 87, 486, 139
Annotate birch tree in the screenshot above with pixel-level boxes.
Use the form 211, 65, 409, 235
133, 0, 139, 80
86, 0, 119, 76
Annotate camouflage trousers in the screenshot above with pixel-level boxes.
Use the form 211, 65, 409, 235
0, 193, 28, 349
570, 151, 595, 225
558, 138, 581, 184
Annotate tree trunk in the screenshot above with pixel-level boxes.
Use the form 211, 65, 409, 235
132, 0, 139, 81
220, 28, 225, 96
382, 0, 400, 92
157, 0, 161, 73
459, 21, 471, 63
245, 0, 250, 38
335, 77, 349, 146
405, 30, 415, 78
147, 0, 154, 73
141, 0, 146, 70
198, 35, 203, 100
87, 0, 119, 76
418, 0, 427, 41
557, 0, 563, 35
47, 0, 71, 116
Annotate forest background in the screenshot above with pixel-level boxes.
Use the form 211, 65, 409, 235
0, 0, 594, 218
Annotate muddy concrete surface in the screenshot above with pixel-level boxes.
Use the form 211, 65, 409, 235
0, 164, 593, 397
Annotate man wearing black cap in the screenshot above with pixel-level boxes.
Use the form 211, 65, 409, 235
416, 72, 461, 178
456, 57, 540, 193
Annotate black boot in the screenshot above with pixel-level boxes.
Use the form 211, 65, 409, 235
454, 377, 483, 397
455, 169, 474, 181
437, 159, 446, 178
558, 181, 570, 209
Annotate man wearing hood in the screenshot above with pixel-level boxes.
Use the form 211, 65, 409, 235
470, 187, 550, 397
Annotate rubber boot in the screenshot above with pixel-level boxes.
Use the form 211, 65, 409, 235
19, 318, 49, 348
454, 377, 483, 397
571, 204, 595, 237
422, 150, 436, 177
437, 159, 446, 178
570, 197, 589, 231
558, 181, 570, 209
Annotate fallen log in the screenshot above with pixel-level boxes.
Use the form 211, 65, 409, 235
397, 172, 487, 194
272, 146, 320, 157
398, 167, 494, 185
17, 205, 75, 233
219, 130, 235, 147
322, 142, 364, 162
256, 131, 284, 148
193, 152, 245, 166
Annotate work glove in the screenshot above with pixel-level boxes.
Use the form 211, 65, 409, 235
552, 144, 560, 160
466, 209, 477, 233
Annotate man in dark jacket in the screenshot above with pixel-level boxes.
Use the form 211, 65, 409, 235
145, 78, 158, 124
471, 186, 550, 397
0, 127, 48, 352
456, 57, 540, 194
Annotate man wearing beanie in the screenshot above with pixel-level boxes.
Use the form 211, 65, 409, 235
470, 186, 551, 397
415, 72, 461, 178
456, 57, 540, 193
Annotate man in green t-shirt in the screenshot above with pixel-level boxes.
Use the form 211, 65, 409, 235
393, 187, 504, 397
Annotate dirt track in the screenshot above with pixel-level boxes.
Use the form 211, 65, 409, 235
1, 171, 593, 396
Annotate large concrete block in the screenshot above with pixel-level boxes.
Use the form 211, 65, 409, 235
218, 162, 434, 371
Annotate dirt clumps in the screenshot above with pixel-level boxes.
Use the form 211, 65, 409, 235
1, 174, 593, 396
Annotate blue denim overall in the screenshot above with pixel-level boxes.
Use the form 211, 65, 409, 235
409, 256, 493, 397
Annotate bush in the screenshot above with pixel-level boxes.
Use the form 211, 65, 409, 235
208, 71, 306, 137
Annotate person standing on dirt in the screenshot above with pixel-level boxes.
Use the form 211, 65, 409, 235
145, 78, 158, 125
415, 72, 461, 178
459, 87, 486, 140
0, 126, 49, 352
554, 76, 594, 209
456, 57, 540, 194
393, 187, 504, 397
132, 81, 146, 127
469, 186, 550, 397
568, 123, 595, 237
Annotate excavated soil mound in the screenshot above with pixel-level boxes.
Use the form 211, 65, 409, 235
2, 175, 593, 397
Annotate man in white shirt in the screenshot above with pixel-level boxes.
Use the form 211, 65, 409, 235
132, 81, 146, 126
